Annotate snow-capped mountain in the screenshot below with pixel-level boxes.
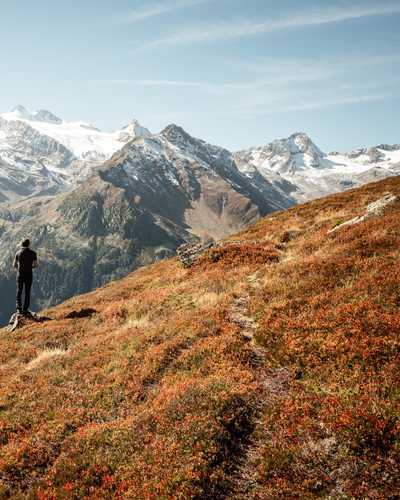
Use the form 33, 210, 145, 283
235, 133, 400, 202
0, 111, 399, 324
104, 123, 293, 239
1, 105, 398, 207
0, 123, 292, 323
0, 105, 150, 202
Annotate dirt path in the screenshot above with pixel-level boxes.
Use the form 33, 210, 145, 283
227, 272, 291, 499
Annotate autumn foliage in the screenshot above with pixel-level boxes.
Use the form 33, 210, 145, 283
1, 176, 400, 498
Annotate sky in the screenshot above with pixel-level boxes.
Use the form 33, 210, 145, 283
0, 0, 399, 152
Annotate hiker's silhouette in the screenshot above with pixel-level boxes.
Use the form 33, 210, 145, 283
13, 238, 38, 314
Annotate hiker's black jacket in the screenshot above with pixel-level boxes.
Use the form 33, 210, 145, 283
14, 248, 37, 274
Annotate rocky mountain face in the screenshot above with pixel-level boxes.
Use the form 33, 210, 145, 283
235, 132, 400, 202
0, 122, 292, 324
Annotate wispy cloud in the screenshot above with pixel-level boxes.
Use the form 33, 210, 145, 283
256, 94, 392, 114
135, 3, 400, 50
95, 75, 330, 96
101, 79, 206, 87
115, 0, 209, 24
241, 53, 400, 75
95, 48, 400, 117
96, 52, 400, 93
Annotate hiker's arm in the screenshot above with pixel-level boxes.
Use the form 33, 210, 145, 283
32, 259, 38, 269
13, 255, 18, 270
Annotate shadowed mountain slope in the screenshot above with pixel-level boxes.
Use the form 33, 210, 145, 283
0, 176, 399, 498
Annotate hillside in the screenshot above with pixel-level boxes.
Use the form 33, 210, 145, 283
1, 176, 399, 498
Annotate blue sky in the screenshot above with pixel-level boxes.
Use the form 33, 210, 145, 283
0, 0, 399, 152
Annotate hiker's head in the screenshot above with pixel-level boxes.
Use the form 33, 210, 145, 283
21, 239, 30, 248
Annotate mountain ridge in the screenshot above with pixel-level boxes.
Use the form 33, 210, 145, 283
235, 132, 400, 202
0, 105, 398, 325
1, 105, 399, 205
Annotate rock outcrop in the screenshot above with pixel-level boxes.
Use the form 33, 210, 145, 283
329, 193, 397, 233
7, 311, 51, 332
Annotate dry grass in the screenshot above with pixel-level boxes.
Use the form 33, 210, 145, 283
26, 348, 69, 370
192, 291, 223, 308
124, 316, 151, 330
0, 176, 399, 499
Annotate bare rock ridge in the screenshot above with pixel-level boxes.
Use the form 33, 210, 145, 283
177, 241, 215, 268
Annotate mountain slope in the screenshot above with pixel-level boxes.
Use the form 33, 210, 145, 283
0, 125, 292, 325
1, 176, 399, 498
235, 132, 400, 202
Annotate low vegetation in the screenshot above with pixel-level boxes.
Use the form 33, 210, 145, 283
1, 177, 399, 498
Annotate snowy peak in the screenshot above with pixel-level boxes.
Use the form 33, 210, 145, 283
235, 133, 400, 204
159, 124, 231, 159
117, 119, 151, 141
8, 105, 62, 124
328, 144, 400, 171
269, 132, 326, 167
0, 106, 153, 203
11, 105, 31, 120
0, 105, 152, 161
157, 124, 238, 174
235, 132, 328, 177
286, 132, 325, 158
161, 123, 193, 145
343, 145, 400, 163
33, 109, 63, 124
376, 143, 400, 152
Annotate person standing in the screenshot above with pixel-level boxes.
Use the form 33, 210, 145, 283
13, 239, 38, 314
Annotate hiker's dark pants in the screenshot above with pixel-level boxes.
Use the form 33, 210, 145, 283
16, 272, 33, 312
